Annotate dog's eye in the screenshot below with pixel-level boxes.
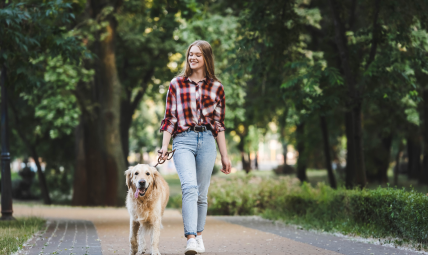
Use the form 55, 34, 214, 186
135, 172, 139, 175
146, 172, 150, 176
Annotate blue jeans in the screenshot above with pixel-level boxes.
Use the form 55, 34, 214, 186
172, 129, 217, 237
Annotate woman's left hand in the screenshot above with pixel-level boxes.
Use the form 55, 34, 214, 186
220, 155, 231, 174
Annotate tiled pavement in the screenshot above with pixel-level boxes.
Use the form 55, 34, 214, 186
19, 219, 102, 255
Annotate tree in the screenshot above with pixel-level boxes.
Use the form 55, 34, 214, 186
1, 0, 85, 204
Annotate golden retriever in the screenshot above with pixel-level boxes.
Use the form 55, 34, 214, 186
125, 164, 169, 255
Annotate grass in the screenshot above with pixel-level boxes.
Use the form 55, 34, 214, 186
0, 217, 45, 255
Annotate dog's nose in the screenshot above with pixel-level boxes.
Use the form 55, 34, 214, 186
138, 180, 146, 188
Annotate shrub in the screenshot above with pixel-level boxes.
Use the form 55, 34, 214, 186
206, 175, 428, 244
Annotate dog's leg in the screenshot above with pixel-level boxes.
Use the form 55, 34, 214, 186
129, 219, 140, 255
138, 223, 146, 254
150, 220, 161, 255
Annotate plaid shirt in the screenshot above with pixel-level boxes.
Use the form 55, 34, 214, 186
160, 76, 226, 137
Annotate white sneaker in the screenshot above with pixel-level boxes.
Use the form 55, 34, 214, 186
196, 236, 205, 253
185, 238, 198, 255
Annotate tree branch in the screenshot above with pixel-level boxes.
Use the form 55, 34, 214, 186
365, 0, 381, 70
348, 0, 357, 31
328, 0, 357, 97
129, 68, 155, 114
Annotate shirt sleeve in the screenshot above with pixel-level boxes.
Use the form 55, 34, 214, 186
160, 81, 177, 135
213, 85, 226, 133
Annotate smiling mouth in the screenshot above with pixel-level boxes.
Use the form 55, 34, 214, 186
134, 186, 149, 198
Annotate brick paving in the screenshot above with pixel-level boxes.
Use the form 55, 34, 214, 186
17, 219, 102, 255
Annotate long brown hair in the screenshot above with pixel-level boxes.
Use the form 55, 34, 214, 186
177, 40, 220, 82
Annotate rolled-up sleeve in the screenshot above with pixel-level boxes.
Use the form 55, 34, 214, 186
213, 85, 226, 133
160, 82, 177, 135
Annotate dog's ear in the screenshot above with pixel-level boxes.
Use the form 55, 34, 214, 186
125, 168, 133, 190
152, 167, 159, 189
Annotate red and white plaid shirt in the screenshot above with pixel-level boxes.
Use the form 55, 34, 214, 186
160, 76, 226, 137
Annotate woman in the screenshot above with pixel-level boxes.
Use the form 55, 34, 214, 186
158, 40, 231, 255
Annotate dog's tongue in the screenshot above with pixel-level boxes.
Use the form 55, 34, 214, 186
134, 189, 139, 199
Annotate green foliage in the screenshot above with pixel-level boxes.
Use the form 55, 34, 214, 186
167, 194, 182, 209
0, 217, 45, 255
206, 176, 428, 245
1, 0, 86, 90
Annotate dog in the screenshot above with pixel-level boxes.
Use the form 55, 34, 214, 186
125, 164, 169, 255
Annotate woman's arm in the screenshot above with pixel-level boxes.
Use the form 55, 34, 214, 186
216, 131, 231, 174
158, 80, 177, 158
158, 131, 172, 159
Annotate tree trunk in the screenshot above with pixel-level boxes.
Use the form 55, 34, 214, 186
71, 0, 126, 206
120, 101, 132, 166
345, 111, 356, 188
30, 146, 51, 205
72, 120, 88, 205
320, 116, 337, 189
379, 135, 392, 184
329, 0, 374, 188
353, 104, 367, 187
296, 122, 307, 182
421, 88, 428, 184
255, 152, 259, 170
407, 134, 421, 180
8, 98, 52, 204
394, 149, 400, 186
119, 66, 152, 166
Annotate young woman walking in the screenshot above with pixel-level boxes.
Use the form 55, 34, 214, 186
158, 40, 231, 254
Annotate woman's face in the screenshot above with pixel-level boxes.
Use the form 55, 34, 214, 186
188, 45, 204, 71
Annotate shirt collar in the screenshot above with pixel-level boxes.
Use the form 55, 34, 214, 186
186, 76, 208, 84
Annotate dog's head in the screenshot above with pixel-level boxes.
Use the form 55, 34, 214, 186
125, 164, 159, 199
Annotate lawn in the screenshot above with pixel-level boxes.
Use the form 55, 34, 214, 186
0, 217, 45, 255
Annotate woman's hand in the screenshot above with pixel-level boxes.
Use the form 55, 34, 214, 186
220, 155, 231, 174
157, 146, 169, 160
158, 131, 172, 160
216, 131, 231, 174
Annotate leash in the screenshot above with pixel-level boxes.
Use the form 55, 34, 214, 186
154, 149, 176, 167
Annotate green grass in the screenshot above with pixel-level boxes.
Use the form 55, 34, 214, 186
0, 217, 45, 255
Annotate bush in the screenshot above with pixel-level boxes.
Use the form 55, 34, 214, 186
167, 194, 182, 209
206, 175, 428, 245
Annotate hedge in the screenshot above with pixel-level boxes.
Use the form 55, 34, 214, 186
206, 175, 428, 244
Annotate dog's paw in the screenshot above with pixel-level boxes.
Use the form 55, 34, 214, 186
129, 250, 137, 255
138, 247, 146, 254
150, 249, 161, 255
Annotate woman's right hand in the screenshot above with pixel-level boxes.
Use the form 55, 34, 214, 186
158, 146, 168, 160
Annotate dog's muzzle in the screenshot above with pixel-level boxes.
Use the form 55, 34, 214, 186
134, 185, 149, 198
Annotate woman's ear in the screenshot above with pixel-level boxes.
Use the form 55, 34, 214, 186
125, 168, 133, 190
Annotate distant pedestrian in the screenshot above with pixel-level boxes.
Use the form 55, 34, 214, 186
159, 40, 232, 254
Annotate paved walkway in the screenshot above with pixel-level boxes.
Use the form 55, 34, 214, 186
12, 205, 421, 255
216, 216, 422, 255
19, 219, 102, 255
